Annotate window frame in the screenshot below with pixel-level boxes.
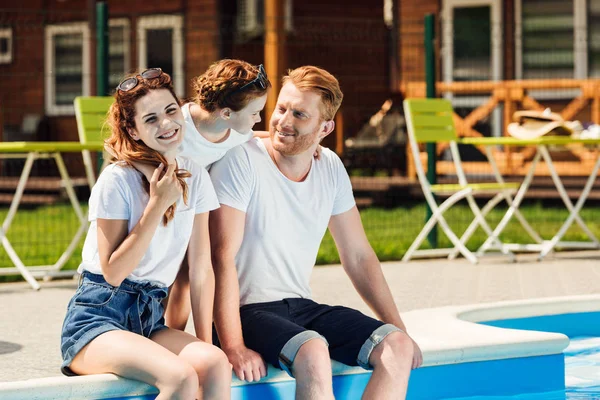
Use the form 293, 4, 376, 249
0, 27, 13, 64
442, 0, 503, 85
441, 0, 503, 137
515, 0, 587, 79
237, 0, 293, 39
137, 14, 184, 97
44, 22, 91, 116
108, 18, 131, 89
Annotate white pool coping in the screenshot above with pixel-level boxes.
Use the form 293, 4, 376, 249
2, 294, 599, 399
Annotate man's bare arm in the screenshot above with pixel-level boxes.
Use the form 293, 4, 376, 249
328, 206, 423, 368
210, 205, 268, 381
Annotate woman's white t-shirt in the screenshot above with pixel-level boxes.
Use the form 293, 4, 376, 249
79, 156, 219, 287
179, 103, 253, 168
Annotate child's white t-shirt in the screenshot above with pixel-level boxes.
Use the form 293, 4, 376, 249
179, 103, 253, 168
210, 138, 356, 306
79, 156, 219, 287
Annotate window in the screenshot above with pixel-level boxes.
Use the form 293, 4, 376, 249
237, 0, 293, 39
384, 0, 394, 28
442, 0, 503, 83
108, 19, 131, 90
45, 23, 90, 116
515, 0, 592, 81
0, 27, 13, 64
520, 0, 574, 79
137, 15, 184, 96
589, 0, 600, 77
453, 6, 492, 81
441, 0, 503, 137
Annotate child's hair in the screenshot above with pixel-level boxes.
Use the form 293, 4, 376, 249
193, 59, 271, 112
105, 69, 191, 226
282, 66, 343, 121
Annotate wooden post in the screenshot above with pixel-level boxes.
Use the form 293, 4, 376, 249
335, 108, 344, 156
503, 83, 514, 175
593, 83, 600, 125
264, 0, 286, 124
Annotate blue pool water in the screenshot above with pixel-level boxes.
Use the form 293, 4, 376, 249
447, 336, 600, 400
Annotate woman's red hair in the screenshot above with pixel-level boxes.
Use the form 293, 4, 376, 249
105, 70, 190, 225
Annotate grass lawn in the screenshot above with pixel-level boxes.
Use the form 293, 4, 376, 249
1, 201, 599, 282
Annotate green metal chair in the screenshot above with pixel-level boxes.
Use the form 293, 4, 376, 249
74, 96, 114, 188
403, 98, 520, 264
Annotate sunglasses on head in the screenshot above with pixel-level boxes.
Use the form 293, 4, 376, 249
117, 68, 163, 92
232, 64, 268, 94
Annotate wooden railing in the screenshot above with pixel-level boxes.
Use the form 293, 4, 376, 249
402, 79, 600, 180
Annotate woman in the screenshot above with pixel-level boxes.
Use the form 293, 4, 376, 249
60, 68, 231, 400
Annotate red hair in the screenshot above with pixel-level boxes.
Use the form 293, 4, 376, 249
282, 66, 343, 121
105, 70, 190, 225
193, 59, 271, 112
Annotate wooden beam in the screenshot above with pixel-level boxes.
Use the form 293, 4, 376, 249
593, 92, 600, 125
560, 96, 588, 121
520, 95, 545, 111
462, 97, 499, 129
264, 0, 286, 124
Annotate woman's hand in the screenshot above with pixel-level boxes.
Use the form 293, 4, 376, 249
149, 163, 182, 210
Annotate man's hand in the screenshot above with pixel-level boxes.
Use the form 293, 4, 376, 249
224, 345, 268, 382
411, 337, 423, 369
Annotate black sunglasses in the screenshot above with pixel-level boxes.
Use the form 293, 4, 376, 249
232, 64, 268, 94
117, 68, 163, 92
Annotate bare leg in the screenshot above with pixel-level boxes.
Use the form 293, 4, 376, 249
165, 259, 192, 331
70, 330, 199, 400
152, 328, 232, 400
362, 331, 413, 400
292, 339, 334, 400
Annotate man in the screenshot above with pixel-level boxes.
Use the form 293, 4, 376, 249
210, 66, 422, 400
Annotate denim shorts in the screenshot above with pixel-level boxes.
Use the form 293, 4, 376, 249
60, 271, 168, 375
236, 298, 402, 376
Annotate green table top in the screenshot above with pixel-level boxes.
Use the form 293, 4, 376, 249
0, 141, 105, 153
458, 136, 600, 146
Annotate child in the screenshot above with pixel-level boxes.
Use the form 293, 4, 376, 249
165, 59, 271, 330
60, 68, 231, 400
179, 59, 271, 168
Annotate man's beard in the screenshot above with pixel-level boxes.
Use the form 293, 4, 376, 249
270, 127, 320, 156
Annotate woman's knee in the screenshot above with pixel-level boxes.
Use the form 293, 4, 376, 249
158, 361, 199, 397
188, 344, 231, 379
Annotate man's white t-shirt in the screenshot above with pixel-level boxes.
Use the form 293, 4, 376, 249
79, 156, 220, 287
179, 103, 253, 168
210, 138, 356, 306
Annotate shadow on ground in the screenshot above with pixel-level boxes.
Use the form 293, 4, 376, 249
0, 341, 22, 355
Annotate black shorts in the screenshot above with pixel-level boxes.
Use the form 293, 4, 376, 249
235, 298, 400, 374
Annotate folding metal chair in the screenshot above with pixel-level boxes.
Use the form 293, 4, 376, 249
402, 98, 520, 264
74, 96, 114, 188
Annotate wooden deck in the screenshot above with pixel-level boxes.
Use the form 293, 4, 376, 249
0, 177, 89, 205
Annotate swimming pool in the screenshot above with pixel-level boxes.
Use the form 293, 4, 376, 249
1, 295, 598, 399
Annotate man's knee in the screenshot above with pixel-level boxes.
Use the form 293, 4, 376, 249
293, 338, 332, 381
369, 330, 413, 370
356, 324, 411, 370
278, 330, 329, 377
